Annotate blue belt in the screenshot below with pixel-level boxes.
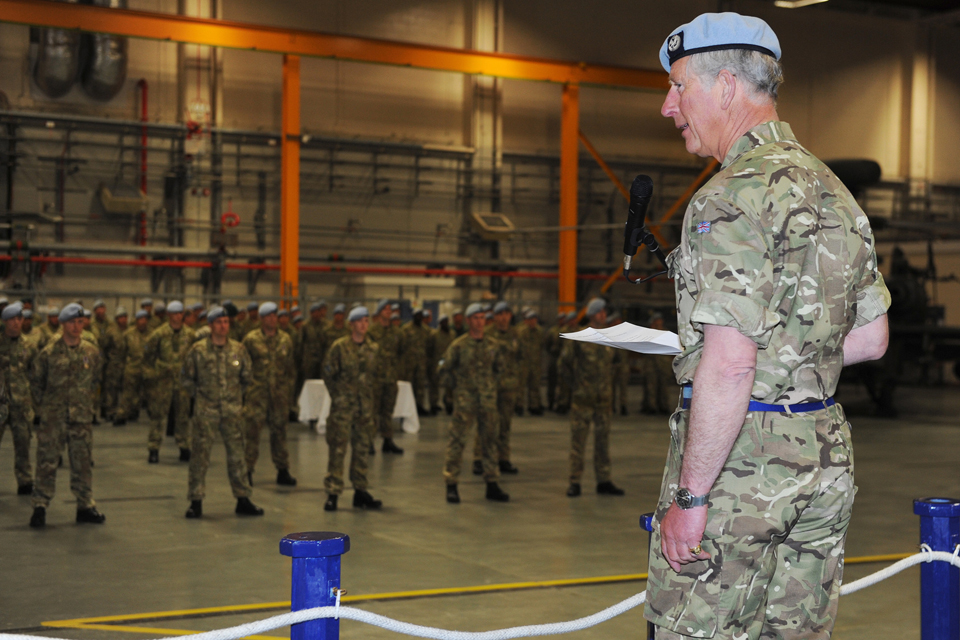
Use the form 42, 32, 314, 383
680, 384, 835, 413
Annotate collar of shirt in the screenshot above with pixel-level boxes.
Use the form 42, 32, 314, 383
721, 120, 796, 170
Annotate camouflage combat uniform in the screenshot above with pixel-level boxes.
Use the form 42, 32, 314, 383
480, 325, 521, 464
301, 319, 328, 381
368, 321, 403, 442
0, 333, 34, 488
100, 322, 125, 419
115, 323, 151, 421
439, 332, 501, 484
544, 321, 562, 410
640, 354, 676, 414
181, 336, 253, 500
645, 122, 892, 639
280, 324, 302, 416
559, 340, 614, 484
31, 336, 102, 509
322, 335, 378, 495
401, 320, 430, 409
611, 350, 631, 413
516, 322, 543, 412
142, 324, 195, 452
242, 328, 295, 476
431, 324, 456, 410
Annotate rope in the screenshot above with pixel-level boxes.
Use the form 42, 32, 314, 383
4, 551, 959, 640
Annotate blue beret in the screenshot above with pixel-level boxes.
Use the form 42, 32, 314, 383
465, 302, 484, 318
221, 299, 233, 306
47, 306, 60, 317
22, 309, 32, 319
452, 308, 463, 316
155, 302, 166, 313
247, 301, 259, 311
190, 302, 204, 311
93, 299, 106, 309
660, 13, 780, 72
347, 306, 368, 322
309, 300, 326, 312
197, 310, 207, 320
2, 301, 23, 321
115, 306, 128, 317
167, 301, 184, 313
83, 309, 92, 318
333, 303, 346, 315
207, 306, 227, 322
59, 303, 84, 323
375, 299, 390, 315
277, 309, 289, 318
292, 313, 303, 322
140, 298, 153, 307
493, 301, 510, 315
586, 298, 606, 317
259, 302, 278, 317
135, 310, 148, 320
524, 309, 538, 319
291, 305, 300, 314
0, 296, 8, 305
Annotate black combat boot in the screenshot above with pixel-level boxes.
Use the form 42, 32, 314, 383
596, 481, 625, 496
185, 500, 202, 518
472, 460, 483, 475
324, 494, 338, 511
17, 482, 33, 496
444, 401, 453, 415
446, 484, 460, 504
179, 448, 191, 462
235, 497, 264, 516
369, 444, 376, 455
566, 483, 581, 497
353, 490, 383, 510
76, 507, 106, 524
276, 469, 297, 486
113, 418, 126, 426
485, 482, 510, 502
29, 506, 45, 528
529, 407, 544, 416
499, 460, 519, 474
382, 438, 404, 454
148, 450, 159, 464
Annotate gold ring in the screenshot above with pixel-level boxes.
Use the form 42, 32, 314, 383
689, 544, 703, 555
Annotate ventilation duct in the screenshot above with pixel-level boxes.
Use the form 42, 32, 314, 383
32, 0, 81, 99
81, 0, 127, 101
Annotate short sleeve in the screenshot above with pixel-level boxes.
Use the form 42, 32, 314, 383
688, 196, 781, 348
854, 270, 891, 329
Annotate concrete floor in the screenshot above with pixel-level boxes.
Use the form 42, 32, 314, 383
0, 383, 957, 640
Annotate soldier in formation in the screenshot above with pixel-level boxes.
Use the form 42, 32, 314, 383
432, 314, 456, 415
479, 301, 520, 475
113, 310, 151, 425
0, 303, 37, 495
181, 306, 263, 518
142, 301, 194, 463
515, 309, 544, 416
100, 306, 127, 421
367, 299, 404, 455
401, 308, 430, 415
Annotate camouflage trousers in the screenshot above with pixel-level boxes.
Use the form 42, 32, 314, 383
556, 374, 572, 411
0, 407, 33, 486
244, 393, 291, 474
324, 398, 372, 495
428, 363, 440, 409
547, 357, 559, 409
645, 404, 855, 639
611, 367, 629, 412
147, 382, 191, 451
101, 363, 124, 419
371, 380, 398, 441
476, 388, 516, 463
569, 396, 611, 483
642, 355, 677, 414
32, 417, 94, 509
403, 358, 428, 409
116, 368, 145, 420
446, 387, 499, 484
516, 363, 543, 412
188, 412, 251, 501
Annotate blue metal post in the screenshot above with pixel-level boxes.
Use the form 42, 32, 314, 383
280, 532, 351, 640
914, 498, 960, 640
639, 513, 655, 640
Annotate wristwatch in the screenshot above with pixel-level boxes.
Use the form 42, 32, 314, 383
674, 488, 709, 509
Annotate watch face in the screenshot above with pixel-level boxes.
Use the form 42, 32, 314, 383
676, 488, 692, 509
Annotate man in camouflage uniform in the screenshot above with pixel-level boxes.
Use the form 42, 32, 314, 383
278, 308, 302, 421
100, 306, 128, 421
478, 301, 521, 475
645, 14, 891, 639
451, 308, 465, 337
142, 301, 195, 463
641, 313, 677, 415
38, 307, 60, 349
543, 312, 563, 411
90, 299, 111, 344
21, 309, 38, 347
181, 306, 263, 518
515, 309, 544, 416
242, 302, 297, 486
0, 303, 36, 495
244, 301, 261, 336
559, 298, 624, 498
301, 301, 329, 382
439, 303, 509, 504
321, 306, 384, 511
29, 303, 105, 528
432, 314, 456, 414
400, 308, 430, 414
607, 313, 631, 416
113, 310, 151, 425
326, 303, 350, 345
368, 299, 404, 454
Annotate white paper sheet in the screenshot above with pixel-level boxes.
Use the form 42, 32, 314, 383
560, 322, 681, 355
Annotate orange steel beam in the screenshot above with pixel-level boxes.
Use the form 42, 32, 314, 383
559, 84, 580, 312
0, 0, 668, 90
280, 55, 300, 304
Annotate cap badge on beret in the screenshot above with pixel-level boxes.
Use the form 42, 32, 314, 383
668, 33, 682, 53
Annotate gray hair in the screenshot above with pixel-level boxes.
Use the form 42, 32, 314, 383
688, 49, 783, 102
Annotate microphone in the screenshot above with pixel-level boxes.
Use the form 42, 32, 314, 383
623, 175, 654, 272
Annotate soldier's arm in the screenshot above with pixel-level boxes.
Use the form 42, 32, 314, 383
141, 333, 159, 377
180, 348, 197, 396
842, 315, 888, 365
30, 349, 46, 407
239, 345, 253, 388
321, 342, 339, 390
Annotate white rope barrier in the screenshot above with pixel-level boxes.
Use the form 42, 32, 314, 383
4, 552, 958, 640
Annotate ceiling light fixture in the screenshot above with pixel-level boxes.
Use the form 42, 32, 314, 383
774, 0, 828, 8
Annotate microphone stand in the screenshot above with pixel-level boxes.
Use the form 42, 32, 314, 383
623, 228, 669, 284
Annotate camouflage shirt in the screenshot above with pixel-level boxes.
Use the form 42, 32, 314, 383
142, 324, 196, 382
322, 335, 379, 404
242, 328, 295, 402
559, 339, 614, 404
486, 325, 522, 389
31, 337, 101, 423
368, 321, 403, 382
121, 325, 151, 371
668, 121, 891, 403
517, 323, 543, 363
438, 333, 502, 394
181, 337, 251, 419
0, 332, 37, 412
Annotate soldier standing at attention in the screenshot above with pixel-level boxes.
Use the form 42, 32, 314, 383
21, 309, 37, 346
38, 307, 60, 349
29, 303, 104, 528
451, 308, 465, 337
90, 299, 110, 345
432, 314, 456, 415
645, 14, 890, 638
301, 301, 329, 382
326, 304, 350, 345
321, 306, 383, 511
367, 299, 404, 455
516, 309, 544, 416
607, 312, 631, 416
401, 308, 430, 415
440, 303, 508, 504
244, 301, 260, 335
544, 312, 563, 411
143, 300, 195, 463
481, 301, 520, 475
0, 302, 36, 495
100, 306, 128, 422
560, 298, 624, 498
181, 306, 262, 519
424, 309, 444, 415
242, 302, 297, 487
113, 310, 151, 425
278, 308, 302, 422
151, 302, 166, 331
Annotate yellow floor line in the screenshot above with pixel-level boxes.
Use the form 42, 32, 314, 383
36, 553, 914, 638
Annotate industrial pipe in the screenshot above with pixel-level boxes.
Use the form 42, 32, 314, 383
81, 0, 128, 101
32, 0, 81, 98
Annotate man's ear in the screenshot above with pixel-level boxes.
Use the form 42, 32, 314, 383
717, 69, 737, 110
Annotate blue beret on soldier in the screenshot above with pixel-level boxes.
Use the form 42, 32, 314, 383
333, 303, 346, 315
259, 302, 278, 317
140, 297, 153, 308
347, 306, 368, 322
277, 309, 289, 318
247, 301, 259, 311
93, 299, 106, 309
198, 310, 207, 321
22, 309, 32, 319
115, 306, 128, 318
375, 299, 390, 315
465, 302, 484, 318
291, 305, 300, 314
2, 301, 23, 321
309, 300, 326, 312
47, 306, 60, 317
167, 300, 184, 314
190, 302, 204, 312
493, 301, 510, 315
586, 298, 606, 318
59, 303, 84, 323
660, 12, 781, 72
83, 309, 92, 318
292, 313, 303, 323
155, 302, 166, 314
135, 310, 148, 320
207, 306, 227, 322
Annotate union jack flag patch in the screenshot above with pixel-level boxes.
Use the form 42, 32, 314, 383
696, 221, 711, 234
